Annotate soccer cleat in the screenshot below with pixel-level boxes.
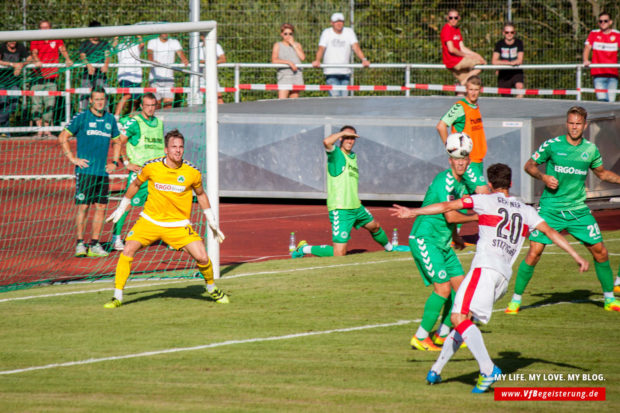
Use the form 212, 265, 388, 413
504, 300, 521, 315
410, 336, 441, 351
604, 298, 620, 312
432, 332, 447, 346
472, 365, 502, 393
112, 236, 125, 251
103, 298, 122, 309
75, 242, 87, 257
426, 370, 442, 385
432, 332, 467, 348
88, 243, 109, 257
207, 286, 229, 304
291, 240, 308, 259
614, 285, 620, 294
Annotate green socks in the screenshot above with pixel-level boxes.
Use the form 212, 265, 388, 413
420, 292, 447, 335
310, 245, 334, 257
594, 260, 614, 293
514, 260, 535, 295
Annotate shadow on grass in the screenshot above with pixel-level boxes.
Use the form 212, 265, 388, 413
520, 289, 603, 312
440, 350, 587, 386
123, 284, 221, 305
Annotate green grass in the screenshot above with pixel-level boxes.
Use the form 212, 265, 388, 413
1, 232, 619, 412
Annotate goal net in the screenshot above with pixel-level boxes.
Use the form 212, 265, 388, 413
0, 21, 221, 291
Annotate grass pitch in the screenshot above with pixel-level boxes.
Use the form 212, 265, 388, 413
0, 232, 619, 412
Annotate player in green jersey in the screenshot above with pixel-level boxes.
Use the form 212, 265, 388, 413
391, 135, 478, 351
111, 93, 165, 251
506, 106, 620, 313
292, 126, 396, 258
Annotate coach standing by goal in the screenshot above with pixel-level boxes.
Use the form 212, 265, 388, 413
59, 87, 121, 258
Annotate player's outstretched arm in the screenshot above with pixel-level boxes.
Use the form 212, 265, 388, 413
390, 199, 465, 219
105, 178, 142, 223
195, 185, 225, 243
537, 221, 589, 272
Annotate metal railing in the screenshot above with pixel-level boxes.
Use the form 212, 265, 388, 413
1, 61, 618, 135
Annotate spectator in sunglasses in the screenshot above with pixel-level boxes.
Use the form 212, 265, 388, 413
492, 23, 524, 98
272, 23, 305, 99
583, 12, 619, 102
440, 9, 486, 93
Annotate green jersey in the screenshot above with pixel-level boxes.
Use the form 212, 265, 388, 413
532, 135, 602, 212
326, 146, 362, 211
411, 169, 475, 248
121, 114, 165, 166
440, 98, 476, 132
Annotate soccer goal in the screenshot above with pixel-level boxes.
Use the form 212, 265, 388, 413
0, 21, 222, 290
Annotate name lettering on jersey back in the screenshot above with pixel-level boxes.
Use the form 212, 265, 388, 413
154, 182, 185, 193
491, 238, 517, 257
497, 196, 522, 208
554, 165, 587, 175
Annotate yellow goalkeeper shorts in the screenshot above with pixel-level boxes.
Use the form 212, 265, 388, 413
126, 217, 203, 250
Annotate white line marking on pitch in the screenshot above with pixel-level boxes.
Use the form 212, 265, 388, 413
0, 298, 600, 376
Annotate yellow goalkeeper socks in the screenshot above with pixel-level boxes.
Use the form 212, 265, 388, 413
114, 253, 134, 291
197, 259, 214, 286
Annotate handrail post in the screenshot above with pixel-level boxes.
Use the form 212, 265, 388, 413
576, 65, 582, 101
234, 63, 240, 103
405, 65, 411, 97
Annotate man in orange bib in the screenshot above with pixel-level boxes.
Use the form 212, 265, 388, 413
436, 75, 489, 194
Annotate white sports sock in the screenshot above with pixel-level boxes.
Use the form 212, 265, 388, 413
384, 242, 393, 251
415, 326, 429, 340
436, 323, 451, 337
206, 284, 215, 293
511, 294, 522, 302
603, 292, 614, 300
615, 276, 620, 286
302, 246, 312, 254
114, 288, 123, 302
430, 330, 464, 374
460, 322, 494, 376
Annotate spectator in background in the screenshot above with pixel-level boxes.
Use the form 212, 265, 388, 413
199, 34, 226, 104
491, 23, 524, 98
272, 23, 305, 99
0, 41, 31, 136
312, 12, 370, 97
147, 34, 189, 109
583, 12, 620, 102
30, 19, 73, 137
440, 9, 486, 92
58, 87, 121, 258
113, 34, 144, 118
78, 20, 110, 111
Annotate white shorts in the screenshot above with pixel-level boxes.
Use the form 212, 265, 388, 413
452, 267, 508, 324
150, 79, 175, 100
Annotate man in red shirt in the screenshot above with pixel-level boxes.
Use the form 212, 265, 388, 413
30, 19, 73, 137
440, 9, 486, 89
583, 12, 619, 102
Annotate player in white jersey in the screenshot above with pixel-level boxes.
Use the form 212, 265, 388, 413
391, 163, 588, 393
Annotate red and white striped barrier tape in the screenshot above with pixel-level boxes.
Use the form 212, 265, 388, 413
0, 84, 613, 96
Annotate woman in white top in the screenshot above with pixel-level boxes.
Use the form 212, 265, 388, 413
271, 23, 305, 99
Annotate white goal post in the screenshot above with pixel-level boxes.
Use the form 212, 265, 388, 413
0, 21, 222, 279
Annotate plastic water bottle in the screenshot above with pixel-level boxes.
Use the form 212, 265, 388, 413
392, 228, 399, 246
289, 232, 296, 252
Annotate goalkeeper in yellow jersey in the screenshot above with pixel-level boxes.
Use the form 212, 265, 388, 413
104, 129, 228, 307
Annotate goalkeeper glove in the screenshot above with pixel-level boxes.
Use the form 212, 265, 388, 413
106, 197, 131, 223
204, 208, 226, 243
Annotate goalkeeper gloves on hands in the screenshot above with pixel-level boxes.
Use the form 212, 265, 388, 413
204, 208, 226, 243
106, 197, 131, 223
